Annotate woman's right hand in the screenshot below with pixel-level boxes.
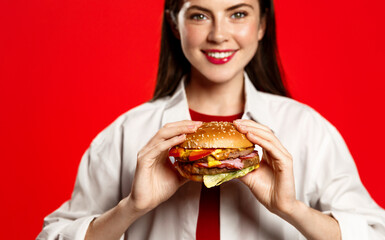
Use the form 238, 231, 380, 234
127, 120, 202, 214
85, 121, 202, 240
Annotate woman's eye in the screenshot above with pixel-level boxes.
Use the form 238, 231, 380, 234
191, 14, 207, 21
231, 12, 247, 19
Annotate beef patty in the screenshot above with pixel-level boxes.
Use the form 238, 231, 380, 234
175, 155, 259, 175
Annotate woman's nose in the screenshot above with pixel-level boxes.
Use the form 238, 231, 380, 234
207, 20, 229, 44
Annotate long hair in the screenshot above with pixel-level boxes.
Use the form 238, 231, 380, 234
152, 0, 289, 101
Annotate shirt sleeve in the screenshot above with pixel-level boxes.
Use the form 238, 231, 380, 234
36, 117, 125, 240
305, 110, 385, 240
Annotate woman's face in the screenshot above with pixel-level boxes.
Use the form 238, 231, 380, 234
176, 0, 265, 84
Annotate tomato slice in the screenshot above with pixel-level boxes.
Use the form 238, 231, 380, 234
168, 147, 184, 158
189, 149, 215, 161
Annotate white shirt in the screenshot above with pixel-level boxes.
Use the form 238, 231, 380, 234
37, 74, 385, 240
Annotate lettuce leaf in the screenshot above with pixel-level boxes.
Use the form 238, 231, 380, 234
203, 165, 259, 188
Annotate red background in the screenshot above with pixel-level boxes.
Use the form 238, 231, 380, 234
1, 0, 384, 239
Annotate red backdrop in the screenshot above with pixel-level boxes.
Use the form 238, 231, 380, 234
1, 0, 384, 239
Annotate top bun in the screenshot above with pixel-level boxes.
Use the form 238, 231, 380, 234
179, 121, 253, 149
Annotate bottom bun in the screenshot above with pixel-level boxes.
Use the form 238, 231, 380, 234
175, 163, 203, 182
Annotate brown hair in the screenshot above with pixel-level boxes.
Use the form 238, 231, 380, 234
152, 0, 289, 101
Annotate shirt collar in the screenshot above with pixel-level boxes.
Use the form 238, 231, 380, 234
162, 73, 275, 132
161, 76, 191, 126
243, 72, 276, 132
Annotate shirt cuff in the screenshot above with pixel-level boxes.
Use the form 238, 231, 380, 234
325, 211, 369, 240
60, 215, 99, 240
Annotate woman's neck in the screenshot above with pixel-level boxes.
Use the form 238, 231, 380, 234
185, 70, 245, 116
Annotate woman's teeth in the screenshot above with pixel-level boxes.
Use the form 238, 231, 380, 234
207, 51, 234, 59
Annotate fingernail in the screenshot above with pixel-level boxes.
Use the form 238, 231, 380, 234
179, 134, 186, 138
187, 125, 197, 130
234, 121, 243, 127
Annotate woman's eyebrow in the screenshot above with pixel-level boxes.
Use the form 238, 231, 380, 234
226, 3, 254, 11
186, 3, 254, 13
186, 5, 211, 13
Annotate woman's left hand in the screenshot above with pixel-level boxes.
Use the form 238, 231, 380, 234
234, 119, 298, 218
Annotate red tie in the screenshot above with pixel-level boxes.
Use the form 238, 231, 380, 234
189, 109, 243, 240
196, 184, 220, 240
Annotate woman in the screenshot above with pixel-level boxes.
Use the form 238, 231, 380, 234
38, 0, 385, 239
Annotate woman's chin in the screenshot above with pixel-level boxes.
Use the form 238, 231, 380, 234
192, 68, 244, 85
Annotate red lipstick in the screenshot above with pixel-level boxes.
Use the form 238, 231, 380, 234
202, 49, 237, 64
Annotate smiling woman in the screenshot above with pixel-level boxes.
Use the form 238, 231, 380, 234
36, 0, 385, 239
154, 0, 288, 102
177, 1, 262, 86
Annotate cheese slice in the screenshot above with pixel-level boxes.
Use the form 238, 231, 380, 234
207, 156, 222, 167
211, 149, 223, 159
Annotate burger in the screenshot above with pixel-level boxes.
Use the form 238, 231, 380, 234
169, 121, 260, 188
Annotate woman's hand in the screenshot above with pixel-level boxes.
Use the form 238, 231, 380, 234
234, 119, 297, 218
128, 120, 202, 214
85, 120, 202, 240
233, 119, 341, 239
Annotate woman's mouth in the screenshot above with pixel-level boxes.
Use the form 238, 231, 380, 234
202, 49, 237, 64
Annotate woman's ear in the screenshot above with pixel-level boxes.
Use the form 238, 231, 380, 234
165, 10, 180, 39
258, 13, 267, 41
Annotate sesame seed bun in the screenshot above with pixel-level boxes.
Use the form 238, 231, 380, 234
179, 121, 253, 149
